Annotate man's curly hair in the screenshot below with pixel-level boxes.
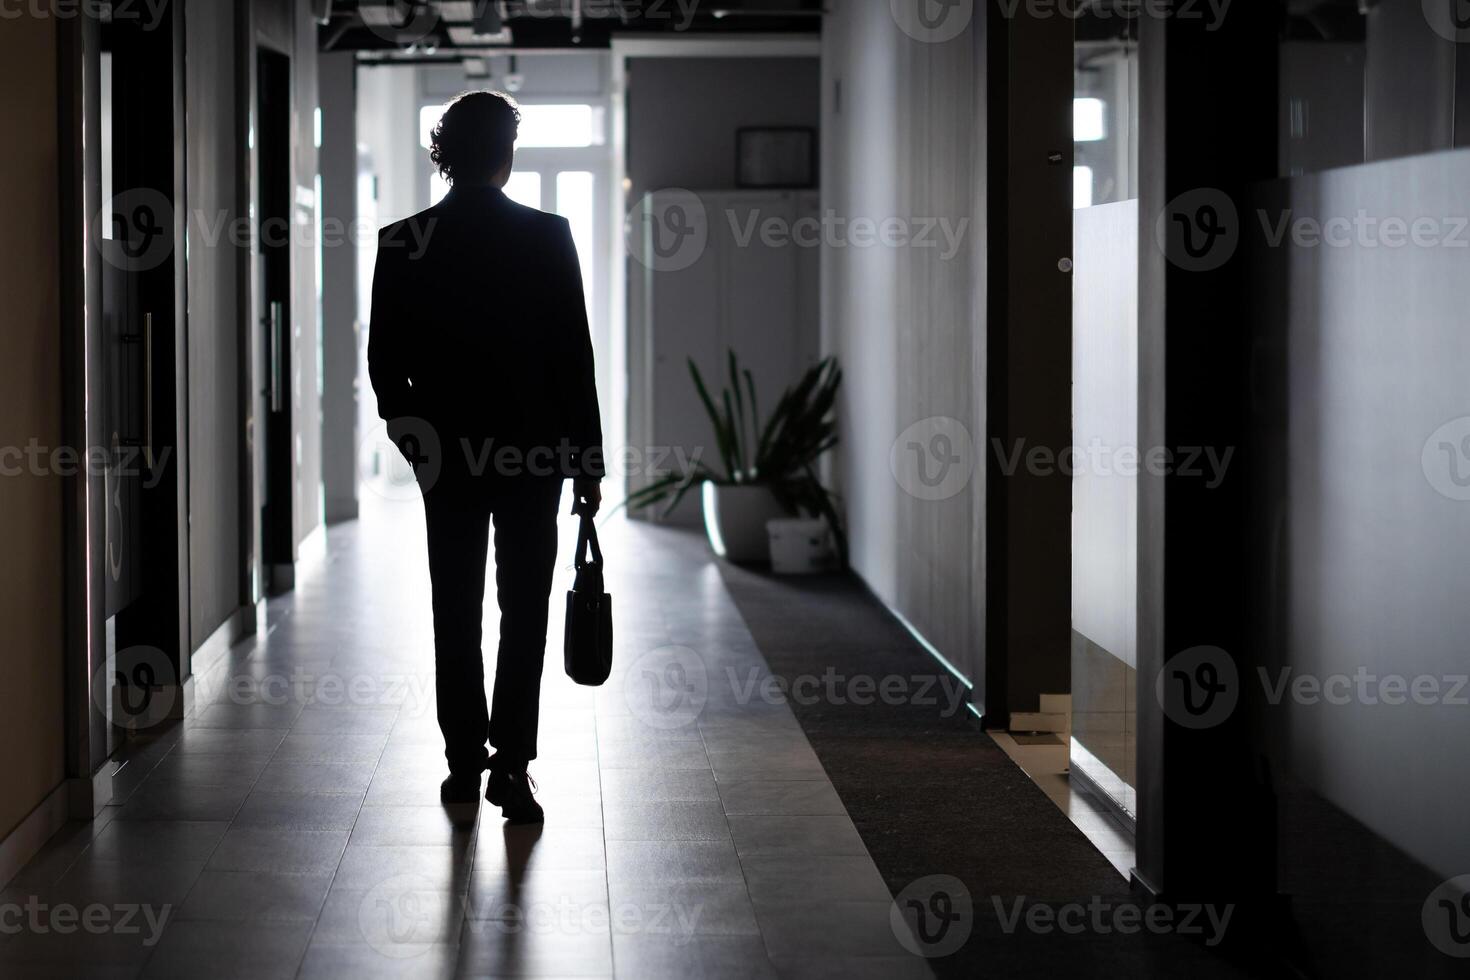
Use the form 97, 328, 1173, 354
429, 91, 521, 185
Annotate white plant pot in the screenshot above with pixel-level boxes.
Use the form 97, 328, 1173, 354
701, 482, 789, 563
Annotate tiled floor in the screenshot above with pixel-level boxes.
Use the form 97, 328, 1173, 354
0, 492, 930, 979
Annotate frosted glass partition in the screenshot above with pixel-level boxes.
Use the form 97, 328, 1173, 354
1070, 198, 1138, 818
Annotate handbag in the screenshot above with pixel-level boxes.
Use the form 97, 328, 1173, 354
564, 513, 613, 686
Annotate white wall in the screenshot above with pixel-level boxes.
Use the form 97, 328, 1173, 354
625, 57, 820, 199
822, 4, 987, 686
0, 15, 66, 843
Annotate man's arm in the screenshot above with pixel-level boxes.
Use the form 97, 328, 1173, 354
367, 225, 414, 425
550, 218, 604, 502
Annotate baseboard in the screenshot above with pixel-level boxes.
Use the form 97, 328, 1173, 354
0, 782, 70, 891
1130, 865, 1162, 900
325, 496, 359, 525
297, 523, 328, 566
191, 604, 251, 680
1070, 755, 1138, 836
66, 760, 120, 821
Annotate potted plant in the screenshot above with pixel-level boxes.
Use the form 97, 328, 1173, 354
626, 350, 846, 565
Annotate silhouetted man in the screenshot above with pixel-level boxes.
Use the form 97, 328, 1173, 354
369, 91, 603, 822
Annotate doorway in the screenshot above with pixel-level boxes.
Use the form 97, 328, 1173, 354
257, 47, 294, 595
96, 1, 183, 761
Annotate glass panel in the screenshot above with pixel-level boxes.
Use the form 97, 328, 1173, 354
101, 51, 114, 238
1072, 166, 1094, 210
1071, 6, 1141, 820
1074, 26, 1137, 207
555, 171, 596, 315
503, 171, 542, 209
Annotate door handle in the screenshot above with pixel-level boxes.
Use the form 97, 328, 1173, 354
143, 311, 154, 470
266, 300, 284, 414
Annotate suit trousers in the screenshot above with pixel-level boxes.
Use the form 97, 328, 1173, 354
419, 459, 563, 776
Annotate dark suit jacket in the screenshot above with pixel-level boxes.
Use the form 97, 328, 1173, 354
368, 185, 603, 480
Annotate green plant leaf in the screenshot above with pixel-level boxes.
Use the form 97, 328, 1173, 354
728, 350, 748, 479
688, 358, 735, 481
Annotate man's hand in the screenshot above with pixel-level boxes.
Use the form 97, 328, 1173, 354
571, 479, 601, 517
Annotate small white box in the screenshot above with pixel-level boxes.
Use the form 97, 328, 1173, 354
766, 518, 833, 574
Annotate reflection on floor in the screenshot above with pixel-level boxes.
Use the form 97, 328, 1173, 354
988, 733, 1136, 880
0, 493, 930, 979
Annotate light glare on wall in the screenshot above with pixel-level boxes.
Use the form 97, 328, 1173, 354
1073, 166, 1094, 209
1074, 98, 1106, 142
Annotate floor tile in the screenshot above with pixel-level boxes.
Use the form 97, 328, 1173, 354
608, 881, 760, 937
611, 934, 778, 980
604, 840, 745, 883
232, 791, 366, 831
205, 827, 349, 874
297, 939, 459, 980
725, 815, 869, 858
716, 779, 847, 816
602, 802, 730, 842
252, 761, 376, 795
349, 805, 478, 847
140, 920, 313, 979
175, 870, 334, 922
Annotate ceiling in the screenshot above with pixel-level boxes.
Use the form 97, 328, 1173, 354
320, 0, 824, 58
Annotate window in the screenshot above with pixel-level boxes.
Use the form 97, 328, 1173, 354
503, 171, 542, 209
420, 102, 603, 150
1073, 166, 1094, 210
1073, 98, 1106, 142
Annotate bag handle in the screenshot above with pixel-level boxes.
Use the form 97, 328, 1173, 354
574, 513, 603, 571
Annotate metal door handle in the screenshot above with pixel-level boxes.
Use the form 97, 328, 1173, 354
267, 301, 284, 413
144, 312, 154, 468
